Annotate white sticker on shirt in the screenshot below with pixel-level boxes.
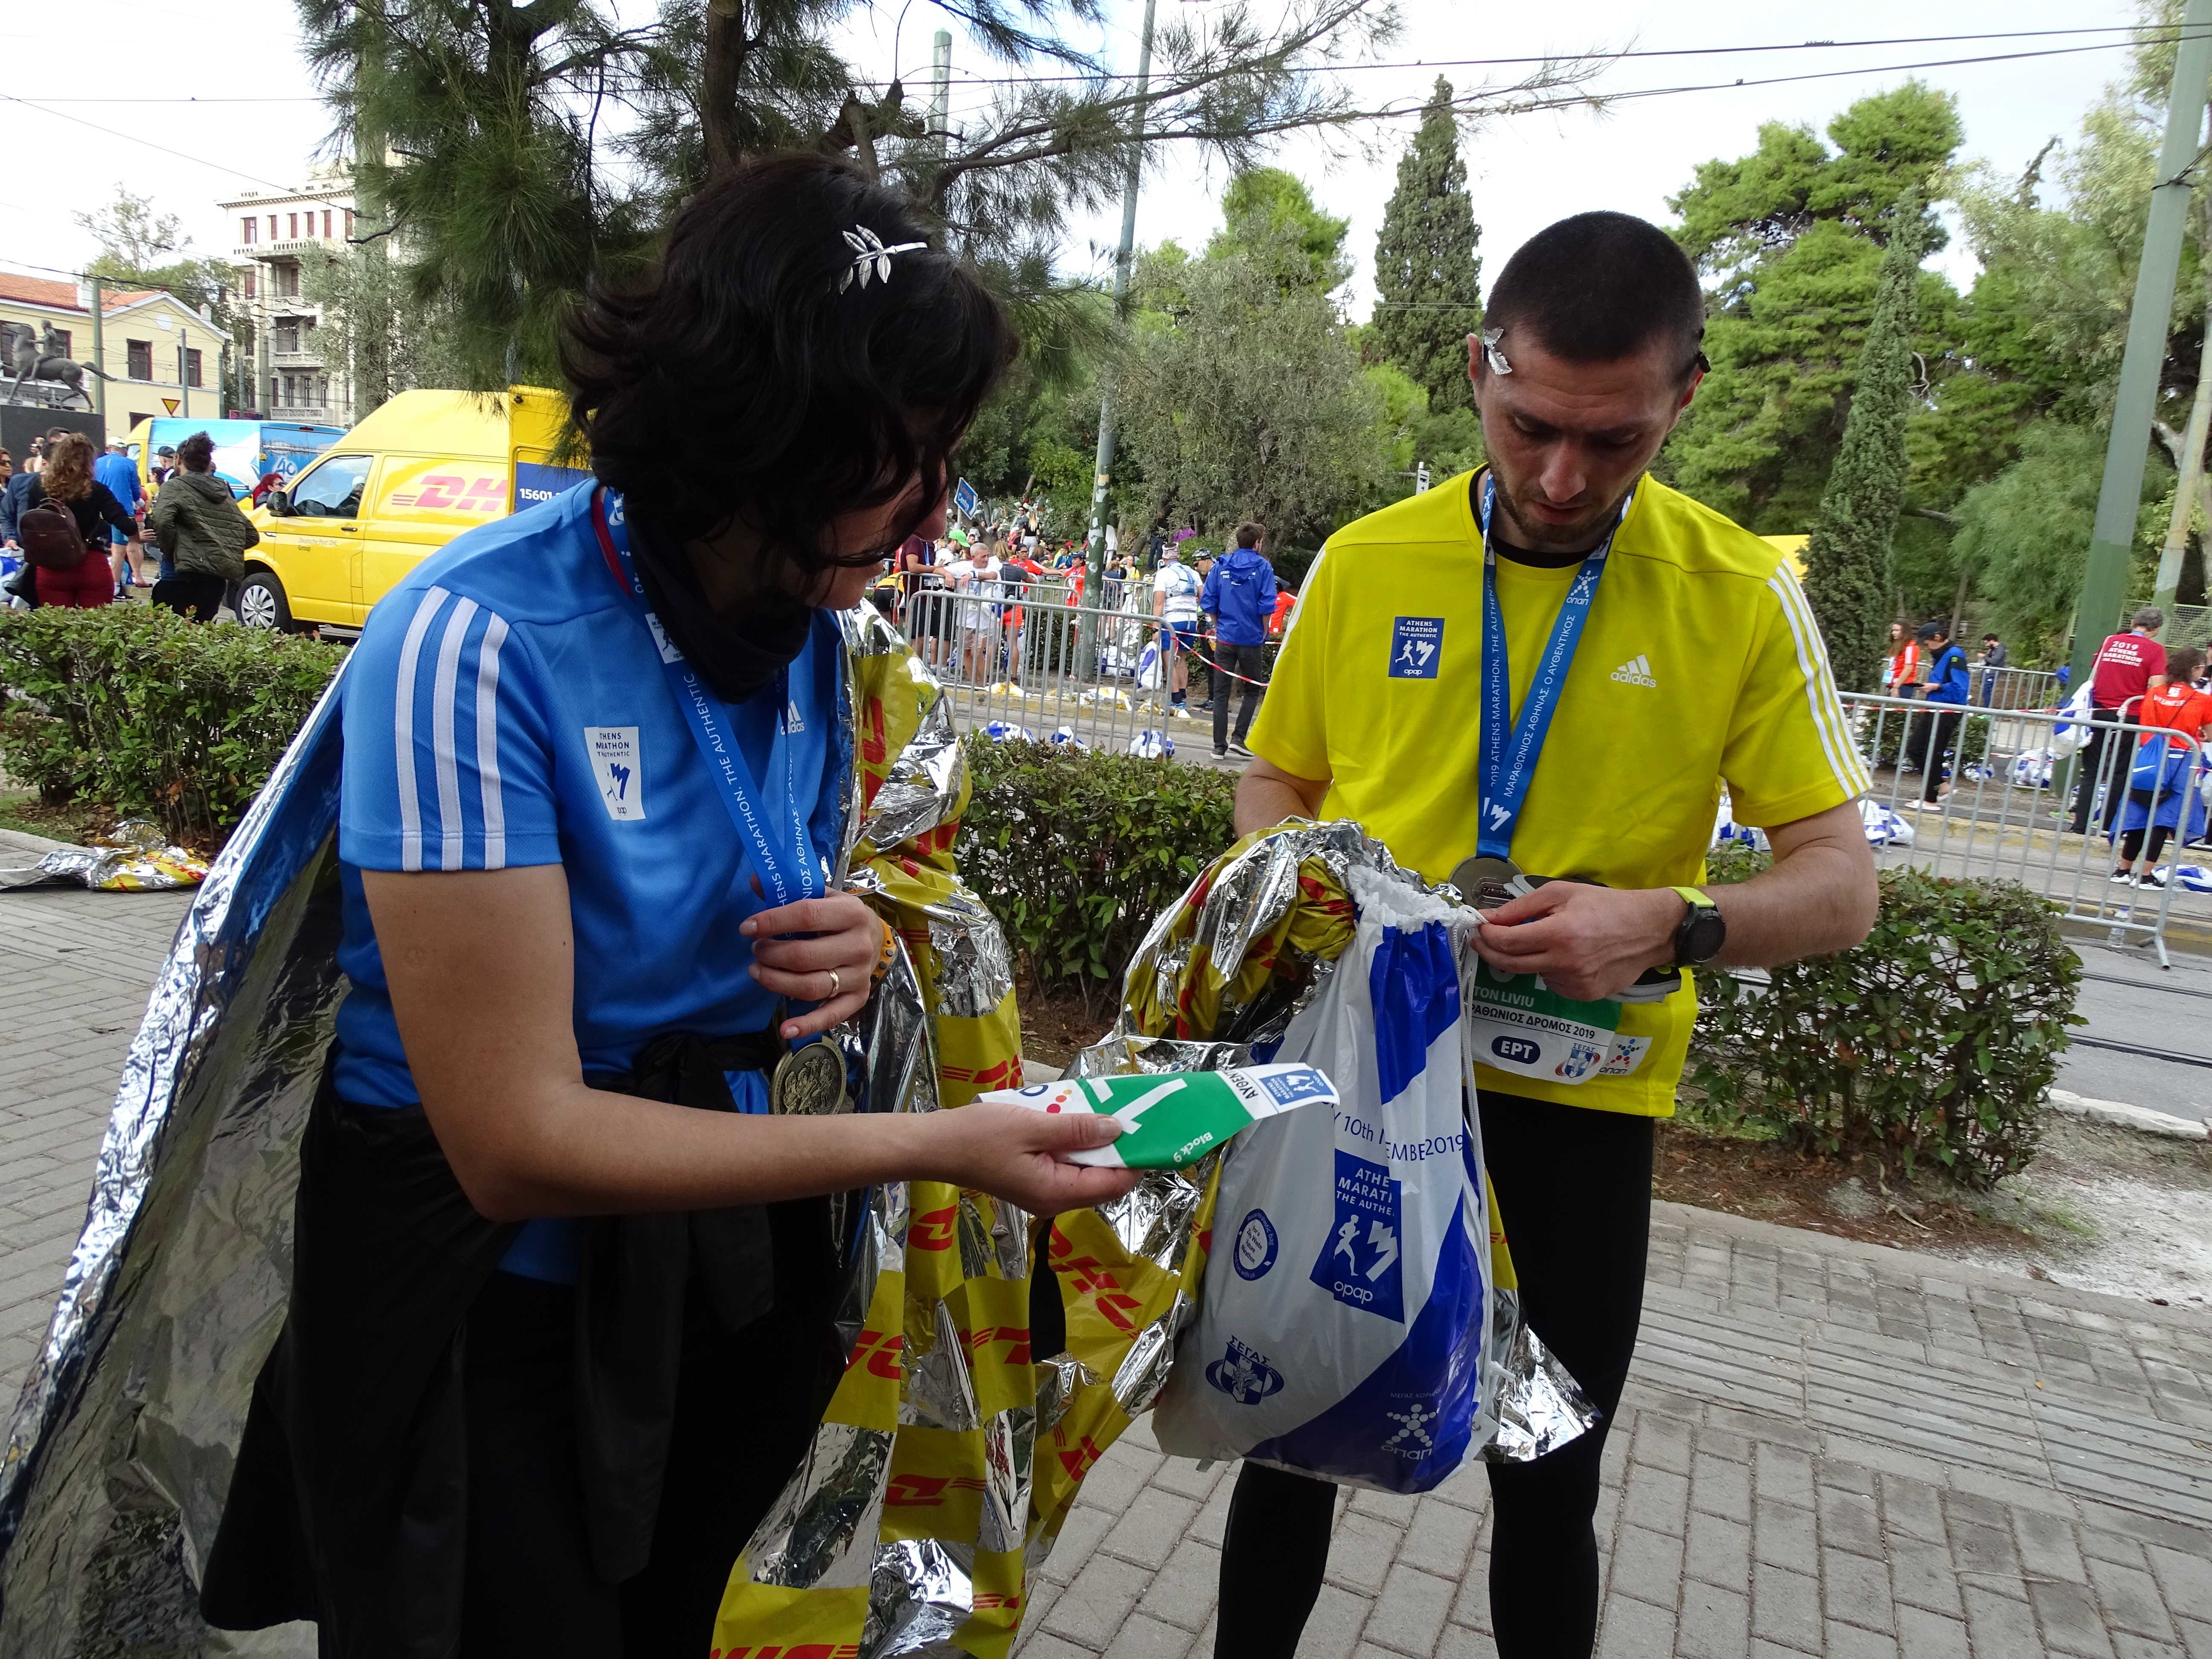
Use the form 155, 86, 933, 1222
585, 726, 646, 820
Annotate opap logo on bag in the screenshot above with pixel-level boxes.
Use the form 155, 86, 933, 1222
1205, 1336, 1286, 1404
1310, 1151, 1405, 1321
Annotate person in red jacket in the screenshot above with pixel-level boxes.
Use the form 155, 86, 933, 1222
21, 434, 140, 607
2072, 607, 2170, 835
1268, 585, 1296, 638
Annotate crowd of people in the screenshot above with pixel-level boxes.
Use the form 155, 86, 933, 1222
1, 422, 255, 621
878, 508, 1295, 758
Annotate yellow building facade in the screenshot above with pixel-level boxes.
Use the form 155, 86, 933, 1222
0, 274, 233, 441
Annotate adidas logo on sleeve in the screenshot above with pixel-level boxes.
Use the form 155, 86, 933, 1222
1610, 653, 1657, 689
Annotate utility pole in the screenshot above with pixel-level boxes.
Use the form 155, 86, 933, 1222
1078, 0, 1157, 674
178, 340, 189, 419
87, 275, 105, 431
930, 30, 952, 154
2154, 188, 2212, 622
2072, 0, 2212, 685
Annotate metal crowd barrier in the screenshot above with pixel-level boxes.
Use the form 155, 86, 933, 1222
882, 586, 1262, 760
1838, 691, 2207, 965
1970, 665, 2064, 711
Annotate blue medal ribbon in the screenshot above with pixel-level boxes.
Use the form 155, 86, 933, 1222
591, 488, 823, 906
1475, 471, 1633, 862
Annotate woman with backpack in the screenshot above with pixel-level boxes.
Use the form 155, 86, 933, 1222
149, 429, 260, 622
16, 432, 140, 607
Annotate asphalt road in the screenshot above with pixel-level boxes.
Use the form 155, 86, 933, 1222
2058, 939, 2212, 1123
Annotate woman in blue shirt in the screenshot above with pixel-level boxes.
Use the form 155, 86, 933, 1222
202, 155, 1135, 1657
1915, 620, 1971, 805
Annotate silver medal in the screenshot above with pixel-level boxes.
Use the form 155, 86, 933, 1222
1450, 854, 1523, 911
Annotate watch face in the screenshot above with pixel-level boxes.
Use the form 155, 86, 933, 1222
1684, 907, 1727, 964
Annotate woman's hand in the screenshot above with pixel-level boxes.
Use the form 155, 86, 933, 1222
743, 890, 886, 1039
919, 1100, 1142, 1215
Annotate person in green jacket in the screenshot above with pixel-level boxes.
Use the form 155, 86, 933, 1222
148, 430, 260, 622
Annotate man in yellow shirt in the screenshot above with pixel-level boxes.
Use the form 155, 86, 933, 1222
1217, 212, 1878, 1659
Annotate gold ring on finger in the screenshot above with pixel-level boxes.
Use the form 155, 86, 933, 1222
827, 967, 842, 998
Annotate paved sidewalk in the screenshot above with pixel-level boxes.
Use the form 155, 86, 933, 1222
4, 864, 2212, 1657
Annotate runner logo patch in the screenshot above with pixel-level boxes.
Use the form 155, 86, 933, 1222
585, 726, 646, 821
1310, 1151, 1405, 1320
1388, 616, 1443, 679
1233, 1208, 1280, 1281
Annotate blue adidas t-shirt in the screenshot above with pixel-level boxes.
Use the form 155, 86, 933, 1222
334, 481, 849, 1280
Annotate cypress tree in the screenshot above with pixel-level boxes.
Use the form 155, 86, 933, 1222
1370, 79, 1484, 413
1802, 195, 1929, 692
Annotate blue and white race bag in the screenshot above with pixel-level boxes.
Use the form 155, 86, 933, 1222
1151, 866, 1494, 1493
1136, 637, 1165, 690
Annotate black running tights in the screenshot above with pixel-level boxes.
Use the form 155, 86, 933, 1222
1214, 1093, 1655, 1659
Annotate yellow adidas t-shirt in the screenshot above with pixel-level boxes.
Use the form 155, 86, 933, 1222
1248, 470, 1869, 1116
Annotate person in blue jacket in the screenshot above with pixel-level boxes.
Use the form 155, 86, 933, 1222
197, 153, 1136, 1658
1915, 619, 1970, 804
93, 438, 146, 587
1202, 522, 1278, 759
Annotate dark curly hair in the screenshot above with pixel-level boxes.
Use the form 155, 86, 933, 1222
563, 154, 1016, 589
176, 431, 217, 472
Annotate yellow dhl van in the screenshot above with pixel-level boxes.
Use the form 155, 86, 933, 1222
237, 386, 586, 632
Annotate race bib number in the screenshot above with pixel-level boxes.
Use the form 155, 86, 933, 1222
1461, 957, 1643, 1085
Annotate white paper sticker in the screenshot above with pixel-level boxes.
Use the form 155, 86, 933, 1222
585, 725, 646, 820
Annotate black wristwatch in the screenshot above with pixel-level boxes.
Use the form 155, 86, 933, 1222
1670, 886, 1726, 967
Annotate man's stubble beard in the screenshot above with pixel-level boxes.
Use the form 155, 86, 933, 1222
1487, 467, 1638, 556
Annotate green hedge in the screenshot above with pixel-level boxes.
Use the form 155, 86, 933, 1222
958, 733, 1237, 1015
0, 606, 343, 844
1686, 844, 2080, 1187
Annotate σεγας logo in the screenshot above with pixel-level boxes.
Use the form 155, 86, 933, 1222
1204, 1336, 1285, 1404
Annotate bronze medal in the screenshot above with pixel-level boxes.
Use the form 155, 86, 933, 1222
770, 1037, 849, 1116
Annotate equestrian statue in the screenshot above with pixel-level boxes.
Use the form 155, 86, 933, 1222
2, 321, 115, 408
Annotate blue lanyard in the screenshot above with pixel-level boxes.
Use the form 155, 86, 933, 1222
591, 488, 823, 905
1475, 472, 1631, 861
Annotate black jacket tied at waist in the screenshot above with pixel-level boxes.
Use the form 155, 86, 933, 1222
200, 1030, 837, 1657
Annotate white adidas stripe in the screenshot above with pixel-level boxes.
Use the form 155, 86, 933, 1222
475, 614, 510, 870
1766, 568, 1870, 799
393, 587, 451, 873
430, 596, 481, 872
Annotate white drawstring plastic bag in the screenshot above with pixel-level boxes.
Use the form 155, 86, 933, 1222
1861, 799, 1915, 847
1136, 636, 1164, 690
2050, 685, 2094, 757
1150, 865, 1495, 1493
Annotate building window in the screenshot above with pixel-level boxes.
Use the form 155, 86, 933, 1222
267, 215, 276, 241
323, 210, 332, 238
275, 264, 300, 299
344, 209, 355, 239
186, 349, 203, 389
287, 212, 298, 239
268, 375, 278, 408
275, 320, 300, 354
243, 268, 257, 300
316, 374, 329, 407
241, 216, 257, 244
127, 339, 152, 380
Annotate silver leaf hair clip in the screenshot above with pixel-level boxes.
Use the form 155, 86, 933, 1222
1480, 327, 1513, 375
838, 224, 929, 293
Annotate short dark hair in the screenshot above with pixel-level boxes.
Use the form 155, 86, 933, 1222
1485, 211, 1706, 376
1983, 632, 2000, 642
1234, 522, 1265, 550
2170, 646, 2206, 682
565, 153, 1017, 581
176, 431, 215, 472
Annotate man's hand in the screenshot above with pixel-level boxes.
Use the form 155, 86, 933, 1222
1472, 883, 1681, 1001
743, 890, 886, 1039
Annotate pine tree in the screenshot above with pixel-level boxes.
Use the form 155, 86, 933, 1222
1802, 195, 1929, 693
1369, 79, 1484, 413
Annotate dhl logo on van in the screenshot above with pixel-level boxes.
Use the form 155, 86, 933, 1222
388, 473, 509, 514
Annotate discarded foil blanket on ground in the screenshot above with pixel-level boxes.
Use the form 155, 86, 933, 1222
0, 819, 210, 892
0, 607, 1123, 1659
1054, 820, 1597, 1493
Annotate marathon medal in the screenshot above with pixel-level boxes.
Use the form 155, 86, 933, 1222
1449, 854, 1522, 911
771, 1036, 849, 1115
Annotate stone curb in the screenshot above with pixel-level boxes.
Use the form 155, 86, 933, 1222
2046, 1085, 2209, 1140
